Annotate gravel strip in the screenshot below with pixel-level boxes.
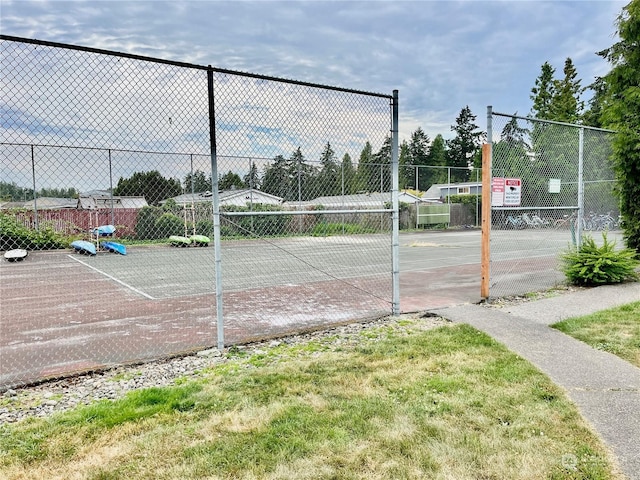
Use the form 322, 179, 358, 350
1, 314, 450, 425
479, 285, 586, 309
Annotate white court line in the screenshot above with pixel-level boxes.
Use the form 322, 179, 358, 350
67, 255, 156, 300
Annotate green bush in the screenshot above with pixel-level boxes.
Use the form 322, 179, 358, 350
195, 219, 213, 237
561, 233, 639, 286
155, 213, 184, 238
0, 212, 69, 250
311, 222, 375, 236
135, 206, 163, 240
221, 204, 291, 237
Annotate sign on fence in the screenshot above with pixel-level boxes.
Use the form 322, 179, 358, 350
491, 177, 505, 207
503, 178, 522, 207
491, 177, 521, 207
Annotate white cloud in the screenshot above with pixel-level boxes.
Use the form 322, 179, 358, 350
0, 0, 627, 143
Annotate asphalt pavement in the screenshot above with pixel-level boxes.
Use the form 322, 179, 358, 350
435, 282, 640, 480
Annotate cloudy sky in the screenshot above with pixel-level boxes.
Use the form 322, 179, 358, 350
0, 0, 627, 143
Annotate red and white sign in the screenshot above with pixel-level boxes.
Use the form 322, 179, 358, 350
491, 177, 505, 207
504, 178, 522, 206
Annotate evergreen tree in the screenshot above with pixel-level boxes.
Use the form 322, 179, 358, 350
39, 187, 79, 198
446, 106, 484, 183
426, 134, 448, 186
340, 153, 357, 195
582, 77, 607, 128
530, 62, 556, 119
218, 171, 244, 190
528, 60, 584, 207
289, 146, 318, 201
356, 141, 375, 192
262, 147, 317, 202
599, 0, 640, 252
549, 58, 584, 123
243, 162, 260, 189
500, 116, 531, 149
183, 170, 210, 193
317, 142, 340, 196
408, 128, 431, 191
398, 140, 412, 190
373, 136, 393, 192
0, 182, 31, 201
261, 155, 290, 199
492, 116, 537, 205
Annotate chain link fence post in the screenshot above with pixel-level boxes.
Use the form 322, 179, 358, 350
391, 90, 400, 315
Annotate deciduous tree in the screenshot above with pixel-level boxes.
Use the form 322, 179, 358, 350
114, 170, 182, 206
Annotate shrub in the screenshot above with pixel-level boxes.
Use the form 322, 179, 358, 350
221, 204, 291, 237
561, 233, 639, 286
135, 206, 163, 240
0, 212, 69, 250
155, 213, 184, 238
195, 219, 213, 237
311, 222, 375, 236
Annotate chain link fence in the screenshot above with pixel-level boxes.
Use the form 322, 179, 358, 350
488, 110, 618, 297
0, 36, 398, 389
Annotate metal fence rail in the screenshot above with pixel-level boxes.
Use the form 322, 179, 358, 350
487, 109, 617, 297
0, 35, 398, 389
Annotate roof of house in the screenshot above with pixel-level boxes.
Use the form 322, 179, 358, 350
286, 191, 424, 209
163, 189, 283, 205
77, 195, 148, 210
220, 189, 283, 203
423, 181, 482, 200
9, 197, 77, 210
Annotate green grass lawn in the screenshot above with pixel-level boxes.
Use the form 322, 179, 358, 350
0, 321, 622, 479
552, 301, 640, 368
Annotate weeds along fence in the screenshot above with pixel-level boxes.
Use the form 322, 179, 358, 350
487, 109, 617, 297
0, 35, 399, 389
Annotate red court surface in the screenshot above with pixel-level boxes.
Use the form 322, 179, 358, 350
2, 229, 574, 388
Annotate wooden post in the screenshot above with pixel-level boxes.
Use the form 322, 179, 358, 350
481, 143, 491, 300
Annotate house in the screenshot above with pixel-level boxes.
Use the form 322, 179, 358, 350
162, 189, 284, 208
422, 182, 482, 202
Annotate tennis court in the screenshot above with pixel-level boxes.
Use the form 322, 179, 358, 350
2, 229, 611, 388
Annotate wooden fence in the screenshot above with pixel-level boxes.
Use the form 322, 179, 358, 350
7, 208, 140, 238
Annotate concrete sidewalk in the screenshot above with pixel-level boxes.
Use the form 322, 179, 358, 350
435, 282, 640, 480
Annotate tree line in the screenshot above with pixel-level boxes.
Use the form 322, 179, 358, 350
0, 183, 78, 202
